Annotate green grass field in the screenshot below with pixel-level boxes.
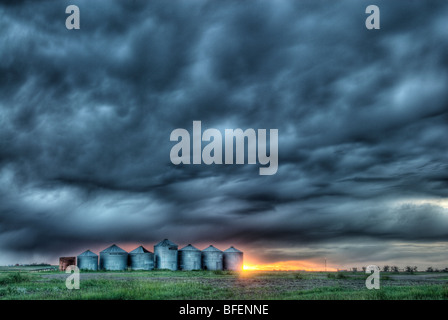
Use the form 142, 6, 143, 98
0, 267, 447, 300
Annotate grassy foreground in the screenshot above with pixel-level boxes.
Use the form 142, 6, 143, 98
0, 268, 447, 300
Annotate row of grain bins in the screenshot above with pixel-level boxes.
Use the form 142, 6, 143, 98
70, 239, 243, 271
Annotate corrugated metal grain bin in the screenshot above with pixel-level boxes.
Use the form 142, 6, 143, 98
178, 244, 201, 270
77, 250, 98, 271
59, 257, 76, 271
154, 239, 178, 270
99, 244, 128, 271
223, 246, 243, 271
202, 245, 223, 270
129, 246, 154, 270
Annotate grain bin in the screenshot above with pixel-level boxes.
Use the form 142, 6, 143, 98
77, 250, 98, 271
59, 257, 76, 271
99, 244, 128, 271
154, 239, 178, 270
178, 244, 202, 271
202, 245, 223, 270
129, 246, 154, 270
223, 246, 243, 271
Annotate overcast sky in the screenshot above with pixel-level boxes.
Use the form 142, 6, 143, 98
1, 0, 448, 269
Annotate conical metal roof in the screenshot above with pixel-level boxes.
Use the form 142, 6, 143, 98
78, 250, 97, 257
202, 245, 222, 252
100, 244, 127, 253
154, 239, 178, 247
180, 244, 201, 251
224, 246, 242, 253
129, 246, 152, 254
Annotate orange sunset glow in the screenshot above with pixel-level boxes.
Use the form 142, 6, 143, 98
242, 260, 338, 272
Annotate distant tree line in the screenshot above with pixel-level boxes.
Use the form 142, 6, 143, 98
12, 262, 51, 267
350, 265, 448, 273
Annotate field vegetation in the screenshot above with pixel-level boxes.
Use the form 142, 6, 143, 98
0, 267, 447, 300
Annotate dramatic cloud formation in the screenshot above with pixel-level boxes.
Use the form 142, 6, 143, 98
1, 0, 447, 269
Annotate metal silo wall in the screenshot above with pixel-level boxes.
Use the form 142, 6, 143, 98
154, 246, 178, 270
202, 251, 223, 270
129, 252, 154, 270
223, 252, 243, 271
178, 250, 202, 270
100, 253, 128, 271
77, 256, 98, 271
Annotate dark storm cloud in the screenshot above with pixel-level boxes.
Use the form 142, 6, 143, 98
1, 0, 448, 266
